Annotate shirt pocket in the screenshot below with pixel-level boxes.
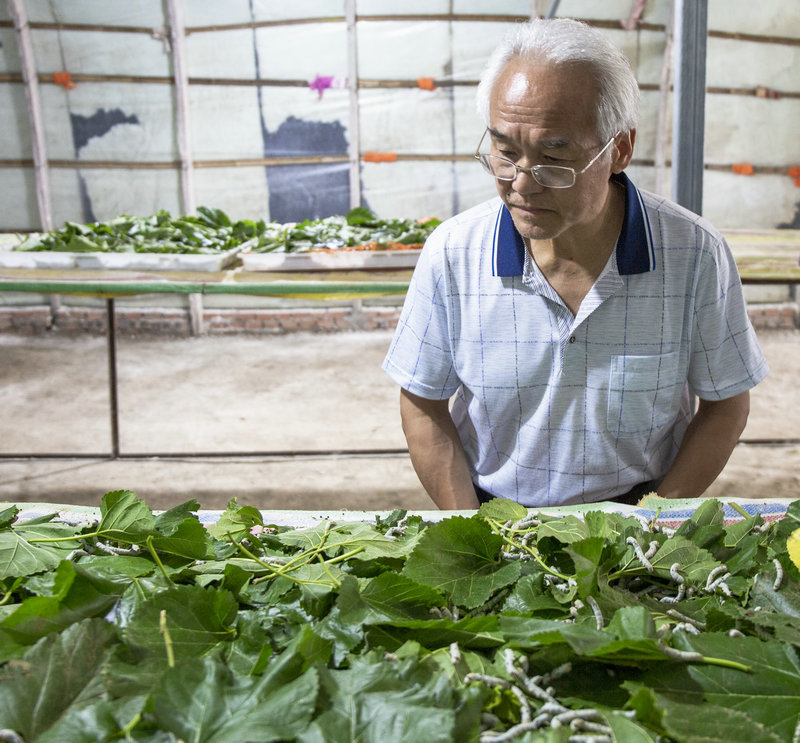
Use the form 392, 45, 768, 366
607, 352, 681, 436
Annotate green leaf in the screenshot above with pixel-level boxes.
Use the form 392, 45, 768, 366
336, 572, 444, 627
0, 506, 18, 530
0, 618, 117, 741
0, 561, 124, 648
124, 585, 237, 660
206, 498, 263, 541
345, 206, 377, 225
626, 683, 782, 743
0, 529, 66, 579
646, 535, 719, 582
154, 498, 202, 533
151, 656, 318, 743
478, 498, 529, 523
150, 516, 214, 560
367, 615, 504, 651
96, 490, 156, 543
402, 516, 521, 609
297, 654, 462, 743
502, 573, 566, 616
536, 514, 588, 544
638, 633, 800, 742
278, 521, 409, 561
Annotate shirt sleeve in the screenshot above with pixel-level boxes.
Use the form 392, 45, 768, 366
689, 232, 769, 400
382, 226, 461, 400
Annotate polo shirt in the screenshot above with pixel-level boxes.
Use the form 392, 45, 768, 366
382, 172, 768, 507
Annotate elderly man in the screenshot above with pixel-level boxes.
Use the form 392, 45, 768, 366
382, 17, 767, 509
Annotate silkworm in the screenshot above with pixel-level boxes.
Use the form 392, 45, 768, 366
94, 541, 141, 556
773, 558, 784, 591
669, 563, 684, 583
659, 583, 686, 603
480, 721, 539, 743
666, 609, 706, 630
728, 629, 745, 638
586, 596, 604, 630
657, 641, 704, 662
644, 541, 659, 560
626, 537, 654, 572
705, 565, 729, 590
449, 642, 461, 665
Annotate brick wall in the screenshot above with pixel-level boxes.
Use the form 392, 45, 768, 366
0, 301, 795, 336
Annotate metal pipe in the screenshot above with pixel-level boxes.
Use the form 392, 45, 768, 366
671, 0, 708, 215
106, 298, 120, 458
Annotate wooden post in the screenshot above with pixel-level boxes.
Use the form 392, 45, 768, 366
166, 0, 204, 333
654, 1, 674, 196
345, 0, 361, 209
165, 0, 195, 214
7, 0, 53, 231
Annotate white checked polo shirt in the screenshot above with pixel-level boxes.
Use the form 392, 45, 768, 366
382, 172, 768, 507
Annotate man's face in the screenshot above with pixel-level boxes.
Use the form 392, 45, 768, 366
487, 60, 629, 247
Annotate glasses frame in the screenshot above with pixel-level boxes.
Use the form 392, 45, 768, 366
474, 129, 620, 189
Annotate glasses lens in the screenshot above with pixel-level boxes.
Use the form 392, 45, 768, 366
533, 167, 576, 188
478, 155, 577, 188
480, 155, 515, 180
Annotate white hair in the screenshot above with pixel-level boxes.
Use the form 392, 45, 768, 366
476, 18, 640, 139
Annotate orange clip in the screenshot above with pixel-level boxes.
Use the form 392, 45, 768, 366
417, 77, 436, 91
732, 163, 754, 176
363, 152, 398, 163
53, 71, 76, 90
788, 166, 800, 187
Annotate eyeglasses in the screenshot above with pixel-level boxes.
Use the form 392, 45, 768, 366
474, 129, 619, 189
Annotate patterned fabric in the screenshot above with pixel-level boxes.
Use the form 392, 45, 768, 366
382, 173, 768, 507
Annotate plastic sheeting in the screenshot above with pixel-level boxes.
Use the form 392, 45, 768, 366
1, 1, 799, 231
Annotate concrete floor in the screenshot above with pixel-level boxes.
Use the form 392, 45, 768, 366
1, 328, 799, 512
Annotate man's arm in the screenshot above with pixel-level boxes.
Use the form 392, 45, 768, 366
656, 390, 750, 499
399, 388, 480, 509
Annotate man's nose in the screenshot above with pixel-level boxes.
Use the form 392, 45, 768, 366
511, 166, 546, 193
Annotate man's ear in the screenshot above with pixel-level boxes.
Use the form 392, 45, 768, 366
612, 129, 635, 172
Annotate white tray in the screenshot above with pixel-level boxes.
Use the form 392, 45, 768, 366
0, 241, 247, 272
241, 247, 422, 272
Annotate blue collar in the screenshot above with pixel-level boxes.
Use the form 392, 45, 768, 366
491, 171, 656, 277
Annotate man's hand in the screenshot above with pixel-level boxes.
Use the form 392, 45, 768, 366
657, 390, 750, 499
399, 388, 480, 509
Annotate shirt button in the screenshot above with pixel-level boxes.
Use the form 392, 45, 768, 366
568, 335, 576, 344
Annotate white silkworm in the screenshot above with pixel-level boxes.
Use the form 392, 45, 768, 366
666, 609, 706, 630
449, 642, 461, 665
657, 641, 704, 662
626, 536, 654, 572
705, 565, 729, 590
669, 563, 684, 583
644, 541, 659, 560
586, 596, 604, 630
773, 558, 784, 591
659, 583, 686, 603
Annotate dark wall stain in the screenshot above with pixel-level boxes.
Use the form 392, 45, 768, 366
68, 108, 139, 222
263, 116, 355, 223
70, 108, 140, 154
778, 201, 800, 229
76, 173, 97, 224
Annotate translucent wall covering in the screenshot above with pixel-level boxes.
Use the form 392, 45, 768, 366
1, 0, 799, 231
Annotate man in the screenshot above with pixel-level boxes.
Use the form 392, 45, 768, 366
382, 18, 768, 509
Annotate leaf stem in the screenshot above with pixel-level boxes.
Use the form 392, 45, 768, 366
488, 518, 569, 580
729, 502, 752, 520
234, 536, 332, 586
159, 609, 175, 668
146, 535, 175, 586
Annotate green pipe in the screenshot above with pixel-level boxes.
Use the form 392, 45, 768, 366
0, 278, 411, 297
